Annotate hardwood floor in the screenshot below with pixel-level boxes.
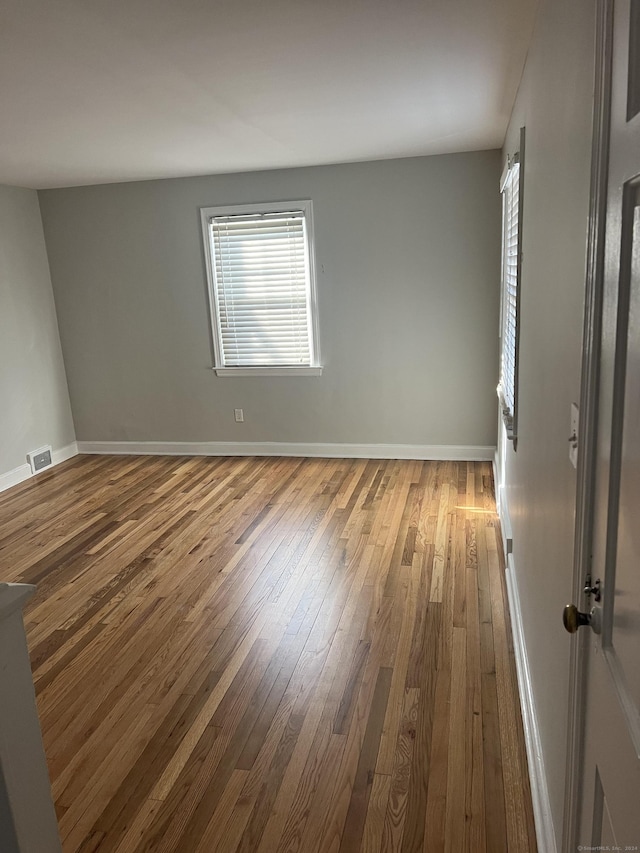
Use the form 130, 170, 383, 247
0, 455, 537, 852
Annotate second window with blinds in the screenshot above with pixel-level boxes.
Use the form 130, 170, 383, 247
201, 200, 322, 376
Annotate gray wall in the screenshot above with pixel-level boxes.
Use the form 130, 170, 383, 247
0, 185, 75, 479
499, 0, 596, 844
0, 765, 19, 853
39, 152, 501, 448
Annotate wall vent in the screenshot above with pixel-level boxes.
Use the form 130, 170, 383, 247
26, 446, 53, 474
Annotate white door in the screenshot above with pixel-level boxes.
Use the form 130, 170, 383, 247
570, 0, 640, 846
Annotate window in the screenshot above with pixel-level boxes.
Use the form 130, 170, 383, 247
201, 200, 321, 376
498, 128, 525, 442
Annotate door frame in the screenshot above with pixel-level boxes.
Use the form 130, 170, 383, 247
562, 0, 614, 848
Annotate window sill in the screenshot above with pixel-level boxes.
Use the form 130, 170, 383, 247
213, 366, 323, 377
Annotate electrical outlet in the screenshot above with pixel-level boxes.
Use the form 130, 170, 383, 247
234, 408, 244, 423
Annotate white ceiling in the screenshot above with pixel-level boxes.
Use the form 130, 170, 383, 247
0, 0, 539, 189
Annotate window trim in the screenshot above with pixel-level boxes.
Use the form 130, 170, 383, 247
497, 127, 525, 445
200, 199, 322, 377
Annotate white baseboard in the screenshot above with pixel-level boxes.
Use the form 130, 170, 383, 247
0, 442, 78, 494
504, 553, 557, 853
51, 442, 79, 466
75, 441, 496, 461
0, 463, 32, 493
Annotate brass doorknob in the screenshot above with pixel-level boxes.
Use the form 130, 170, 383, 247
563, 603, 601, 634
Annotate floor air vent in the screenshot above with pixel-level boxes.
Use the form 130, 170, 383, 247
27, 446, 53, 474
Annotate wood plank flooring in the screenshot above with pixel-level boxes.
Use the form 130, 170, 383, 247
0, 455, 537, 852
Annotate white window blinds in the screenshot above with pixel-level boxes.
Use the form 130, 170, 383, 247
501, 162, 520, 418
208, 208, 316, 368
498, 152, 522, 439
